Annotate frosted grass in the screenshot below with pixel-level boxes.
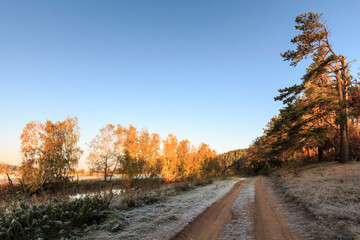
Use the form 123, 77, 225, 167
219, 179, 255, 240
84, 178, 241, 240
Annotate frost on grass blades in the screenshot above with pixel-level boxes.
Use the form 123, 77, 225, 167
82, 178, 241, 240
271, 163, 360, 239
219, 179, 255, 240
70, 189, 125, 200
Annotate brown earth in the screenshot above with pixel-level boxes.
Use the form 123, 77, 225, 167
171, 176, 303, 240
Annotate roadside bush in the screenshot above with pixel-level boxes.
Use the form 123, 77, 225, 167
194, 179, 213, 186
175, 182, 195, 192
122, 192, 164, 209
175, 180, 214, 192
0, 196, 110, 240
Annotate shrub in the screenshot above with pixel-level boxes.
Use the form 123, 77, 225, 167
0, 196, 110, 240
175, 182, 195, 192
121, 191, 164, 209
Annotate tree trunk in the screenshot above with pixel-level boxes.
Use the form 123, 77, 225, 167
342, 58, 350, 163
104, 160, 108, 182
318, 147, 324, 162
340, 124, 349, 163
336, 61, 349, 163
109, 158, 119, 182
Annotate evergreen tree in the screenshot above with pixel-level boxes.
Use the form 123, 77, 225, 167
281, 12, 355, 162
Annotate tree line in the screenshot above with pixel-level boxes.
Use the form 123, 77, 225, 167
86, 124, 221, 184
217, 149, 248, 175
246, 12, 360, 173
19, 118, 236, 190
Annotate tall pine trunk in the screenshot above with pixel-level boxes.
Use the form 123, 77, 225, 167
336, 60, 349, 163
339, 123, 349, 163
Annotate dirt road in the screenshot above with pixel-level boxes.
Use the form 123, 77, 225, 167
172, 176, 303, 240
254, 176, 302, 240
171, 180, 246, 240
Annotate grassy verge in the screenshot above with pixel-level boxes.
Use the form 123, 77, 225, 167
112, 179, 214, 210
0, 178, 214, 239
80, 178, 234, 240
270, 162, 360, 240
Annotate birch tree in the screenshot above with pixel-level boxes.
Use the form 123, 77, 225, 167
20, 117, 81, 190
87, 124, 117, 181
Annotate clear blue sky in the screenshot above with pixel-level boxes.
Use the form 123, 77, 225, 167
1, 0, 359, 168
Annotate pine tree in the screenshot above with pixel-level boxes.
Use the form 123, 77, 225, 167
281, 12, 355, 162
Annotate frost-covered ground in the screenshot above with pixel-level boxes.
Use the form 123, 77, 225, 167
219, 179, 255, 240
82, 178, 241, 240
269, 163, 360, 240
